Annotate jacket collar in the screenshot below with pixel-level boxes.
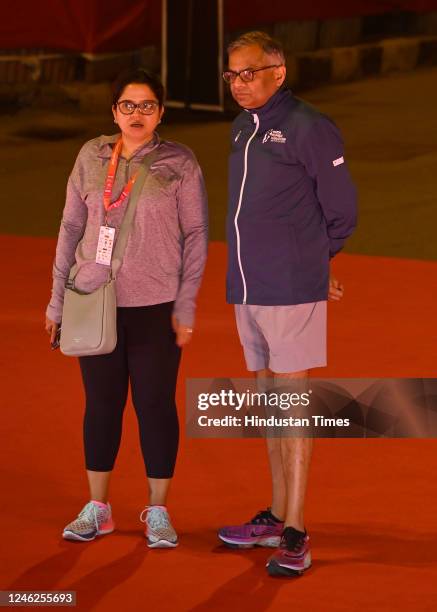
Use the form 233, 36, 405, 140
97, 131, 160, 159
245, 86, 295, 126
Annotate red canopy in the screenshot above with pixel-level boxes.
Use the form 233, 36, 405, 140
1, 0, 161, 53
2, 0, 437, 53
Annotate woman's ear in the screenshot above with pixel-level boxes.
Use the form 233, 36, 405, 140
112, 105, 118, 124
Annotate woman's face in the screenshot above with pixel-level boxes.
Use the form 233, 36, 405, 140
112, 83, 164, 142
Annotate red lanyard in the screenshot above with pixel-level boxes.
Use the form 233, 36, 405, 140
103, 137, 139, 220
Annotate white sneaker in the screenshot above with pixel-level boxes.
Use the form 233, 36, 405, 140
63, 501, 114, 542
140, 505, 178, 548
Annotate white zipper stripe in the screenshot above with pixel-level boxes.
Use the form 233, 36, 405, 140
234, 113, 259, 304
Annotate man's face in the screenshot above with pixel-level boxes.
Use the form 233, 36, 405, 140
228, 44, 286, 109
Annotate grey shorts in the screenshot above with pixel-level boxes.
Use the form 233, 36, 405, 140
235, 302, 327, 373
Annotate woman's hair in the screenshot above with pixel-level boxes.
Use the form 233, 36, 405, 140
112, 68, 165, 108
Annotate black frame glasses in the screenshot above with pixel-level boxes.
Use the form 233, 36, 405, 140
116, 100, 159, 115
222, 64, 283, 84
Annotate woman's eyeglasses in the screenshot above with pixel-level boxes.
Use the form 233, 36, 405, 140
222, 65, 283, 84
117, 100, 159, 115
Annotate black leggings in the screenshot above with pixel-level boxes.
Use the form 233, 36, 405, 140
79, 302, 181, 478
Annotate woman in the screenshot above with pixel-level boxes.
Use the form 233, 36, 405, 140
45, 68, 208, 548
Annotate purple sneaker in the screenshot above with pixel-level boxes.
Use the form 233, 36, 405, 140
266, 527, 311, 577
218, 508, 284, 548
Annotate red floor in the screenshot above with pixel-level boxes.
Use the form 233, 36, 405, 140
1, 236, 437, 610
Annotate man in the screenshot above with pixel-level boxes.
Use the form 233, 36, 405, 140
218, 31, 357, 577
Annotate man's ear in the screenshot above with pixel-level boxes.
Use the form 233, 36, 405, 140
275, 65, 286, 87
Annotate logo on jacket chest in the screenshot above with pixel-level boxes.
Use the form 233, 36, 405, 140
262, 129, 286, 144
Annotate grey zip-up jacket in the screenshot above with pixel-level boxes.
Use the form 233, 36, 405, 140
46, 132, 208, 327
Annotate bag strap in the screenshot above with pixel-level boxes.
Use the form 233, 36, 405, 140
110, 147, 158, 278
67, 147, 158, 285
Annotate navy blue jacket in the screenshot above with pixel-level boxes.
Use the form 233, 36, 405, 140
226, 87, 357, 305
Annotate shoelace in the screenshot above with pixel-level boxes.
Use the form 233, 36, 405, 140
246, 508, 277, 526
282, 528, 306, 551
139, 506, 169, 527
78, 502, 99, 531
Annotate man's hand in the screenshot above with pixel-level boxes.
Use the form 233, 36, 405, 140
328, 277, 344, 302
171, 315, 193, 347
45, 316, 59, 344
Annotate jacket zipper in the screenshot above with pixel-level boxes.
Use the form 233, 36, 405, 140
234, 113, 259, 304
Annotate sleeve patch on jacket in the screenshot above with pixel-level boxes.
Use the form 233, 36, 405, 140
332, 156, 344, 167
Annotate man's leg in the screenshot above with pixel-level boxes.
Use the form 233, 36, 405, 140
256, 368, 286, 522
255, 302, 325, 533
265, 368, 313, 576
257, 367, 312, 529
274, 369, 311, 531
218, 305, 313, 550
217, 370, 285, 548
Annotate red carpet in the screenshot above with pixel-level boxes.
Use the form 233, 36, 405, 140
1, 235, 437, 610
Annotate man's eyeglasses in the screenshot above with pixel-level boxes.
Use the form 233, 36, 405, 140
117, 100, 159, 115
222, 65, 283, 84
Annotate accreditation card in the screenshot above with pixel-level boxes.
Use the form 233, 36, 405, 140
95, 225, 116, 266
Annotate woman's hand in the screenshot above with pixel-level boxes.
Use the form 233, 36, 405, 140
45, 316, 59, 344
328, 277, 344, 302
171, 315, 193, 347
